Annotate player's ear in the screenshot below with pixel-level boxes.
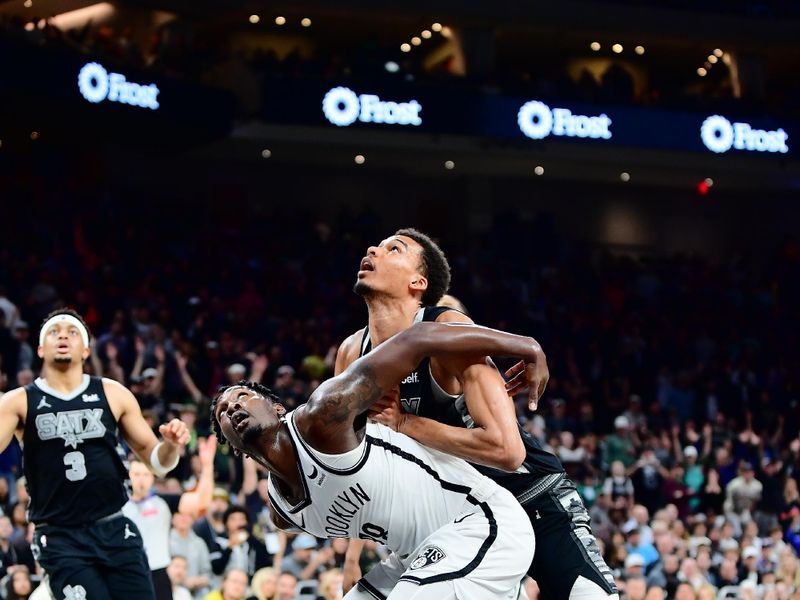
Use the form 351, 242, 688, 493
410, 276, 428, 293
81, 346, 91, 361
37, 346, 44, 359
275, 404, 286, 417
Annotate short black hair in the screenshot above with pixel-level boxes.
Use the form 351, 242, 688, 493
40, 307, 91, 340
395, 228, 451, 305
209, 380, 280, 447
223, 505, 250, 526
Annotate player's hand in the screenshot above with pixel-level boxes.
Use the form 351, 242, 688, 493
251, 354, 269, 375
368, 388, 407, 432
504, 344, 549, 411
154, 345, 166, 364
197, 436, 217, 466
174, 350, 188, 371
134, 336, 145, 355
160, 418, 190, 447
343, 559, 362, 594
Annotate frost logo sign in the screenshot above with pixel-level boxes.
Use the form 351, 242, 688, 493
700, 115, 788, 154
322, 86, 422, 127
518, 100, 612, 140
78, 62, 160, 110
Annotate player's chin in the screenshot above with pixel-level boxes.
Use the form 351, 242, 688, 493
353, 280, 375, 297
241, 423, 265, 445
52, 355, 73, 364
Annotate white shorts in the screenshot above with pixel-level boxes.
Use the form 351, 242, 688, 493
345, 486, 534, 600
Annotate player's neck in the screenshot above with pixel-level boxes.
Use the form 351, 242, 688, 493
365, 296, 421, 345
40, 365, 85, 394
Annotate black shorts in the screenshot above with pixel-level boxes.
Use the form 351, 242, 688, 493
33, 514, 155, 600
525, 476, 618, 600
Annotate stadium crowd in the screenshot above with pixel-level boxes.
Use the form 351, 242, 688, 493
0, 205, 798, 600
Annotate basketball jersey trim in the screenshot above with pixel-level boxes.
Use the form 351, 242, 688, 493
275, 419, 313, 514
366, 435, 498, 584
33, 375, 91, 400
357, 578, 388, 600
288, 411, 372, 476
267, 488, 309, 533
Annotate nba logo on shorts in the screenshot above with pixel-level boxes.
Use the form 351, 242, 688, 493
410, 546, 446, 570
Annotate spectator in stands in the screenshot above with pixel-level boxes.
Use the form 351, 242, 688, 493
170, 510, 213, 598
605, 460, 635, 507
275, 572, 297, 600
246, 567, 277, 600
213, 506, 271, 578
203, 568, 249, 600
317, 568, 343, 600
725, 462, 763, 526
4, 566, 32, 600
168, 555, 195, 600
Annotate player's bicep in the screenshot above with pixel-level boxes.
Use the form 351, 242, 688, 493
105, 379, 158, 461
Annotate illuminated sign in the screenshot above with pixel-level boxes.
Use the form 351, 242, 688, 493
78, 62, 160, 110
518, 100, 612, 140
322, 86, 421, 127
701, 114, 788, 154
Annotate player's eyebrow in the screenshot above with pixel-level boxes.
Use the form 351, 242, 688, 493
388, 237, 409, 249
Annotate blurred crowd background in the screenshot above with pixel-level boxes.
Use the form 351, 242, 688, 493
2, 0, 799, 597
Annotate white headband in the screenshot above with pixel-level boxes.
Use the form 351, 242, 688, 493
39, 315, 90, 348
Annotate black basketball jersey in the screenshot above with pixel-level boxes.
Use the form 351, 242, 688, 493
359, 306, 564, 498
23, 375, 130, 526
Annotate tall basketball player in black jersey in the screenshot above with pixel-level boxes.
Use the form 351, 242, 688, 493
0, 308, 190, 600
339, 229, 618, 600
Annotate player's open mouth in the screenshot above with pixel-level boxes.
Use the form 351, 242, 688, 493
359, 258, 374, 272
232, 411, 249, 432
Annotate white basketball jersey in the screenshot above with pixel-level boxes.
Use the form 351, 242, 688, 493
268, 410, 500, 556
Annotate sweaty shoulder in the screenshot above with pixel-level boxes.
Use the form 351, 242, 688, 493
101, 378, 136, 418
335, 327, 367, 373
434, 309, 474, 325
0, 386, 28, 421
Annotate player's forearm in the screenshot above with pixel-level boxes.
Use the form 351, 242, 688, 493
358, 322, 538, 401
401, 414, 523, 471
412, 322, 541, 365
345, 539, 366, 566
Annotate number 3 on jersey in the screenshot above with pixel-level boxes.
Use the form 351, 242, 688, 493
64, 451, 87, 481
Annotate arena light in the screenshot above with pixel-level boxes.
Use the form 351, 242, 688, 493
78, 62, 160, 110
385, 61, 400, 73
248, 14, 260, 24
30, 131, 39, 140
708, 55, 718, 64
322, 87, 422, 127
441, 26, 452, 38
697, 67, 707, 76
354, 154, 366, 165
634, 45, 645, 55
49, 3, 114, 31
444, 160, 455, 170
697, 181, 710, 195
700, 114, 788, 154
421, 30, 432, 39
261, 149, 272, 158
431, 23, 442, 32
534, 165, 544, 176
590, 42, 601, 51
612, 43, 623, 54
411, 36, 421, 46
400, 43, 411, 53
24, 0, 32, 7
713, 48, 723, 57
275, 16, 285, 25
620, 172, 630, 182
518, 100, 612, 140
704, 177, 714, 187
301, 17, 311, 27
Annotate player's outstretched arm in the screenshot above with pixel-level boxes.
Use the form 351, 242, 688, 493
0, 388, 26, 453
369, 309, 527, 470
105, 378, 189, 476
307, 321, 542, 425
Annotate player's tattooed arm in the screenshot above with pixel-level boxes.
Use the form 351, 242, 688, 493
310, 322, 542, 422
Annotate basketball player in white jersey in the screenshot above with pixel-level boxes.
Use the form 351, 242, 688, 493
211, 320, 544, 600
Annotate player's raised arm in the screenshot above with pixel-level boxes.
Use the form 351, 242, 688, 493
306, 321, 542, 424
105, 378, 190, 476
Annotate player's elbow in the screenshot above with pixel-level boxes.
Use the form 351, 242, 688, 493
499, 439, 526, 471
